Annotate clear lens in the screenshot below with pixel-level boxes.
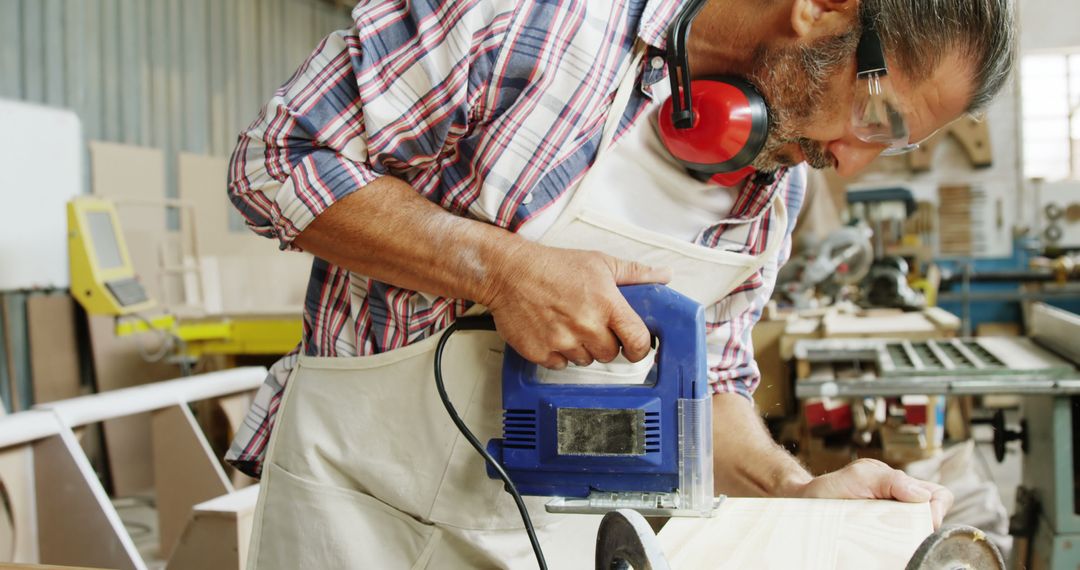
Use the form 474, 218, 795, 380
852, 72, 910, 148
880, 142, 920, 157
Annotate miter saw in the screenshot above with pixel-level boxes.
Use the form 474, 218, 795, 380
778, 224, 875, 308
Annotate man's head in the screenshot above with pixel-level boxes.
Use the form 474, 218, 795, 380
719, 0, 1018, 175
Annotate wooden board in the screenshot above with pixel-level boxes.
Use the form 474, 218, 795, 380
88, 141, 177, 306
26, 294, 83, 405
0, 446, 36, 563
87, 314, 178, 496
152, 404, 232, 558
938, 186, 974, 256
177, 153, 310, 317
176, 153, 275, 258
822, 313, 940, 339
975, 337, 1078, 371
658, 498, 933, 569
166, 485, 259, 570
33, 430, 145, 570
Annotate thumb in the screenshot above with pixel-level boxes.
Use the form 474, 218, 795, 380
874, 468, 932, 503
607, 256, 673, 286
892, 479, 933, 504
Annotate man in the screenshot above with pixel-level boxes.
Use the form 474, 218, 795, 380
227, 0, 1016, 567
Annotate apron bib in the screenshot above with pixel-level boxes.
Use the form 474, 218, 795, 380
247, 44, 787, 569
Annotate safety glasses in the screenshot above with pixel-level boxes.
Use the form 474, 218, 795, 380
852, 18, 920, 156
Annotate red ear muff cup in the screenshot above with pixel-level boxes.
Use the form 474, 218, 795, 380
659, 76, 770, 174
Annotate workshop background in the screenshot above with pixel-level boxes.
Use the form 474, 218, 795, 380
0, 1, 1078, 569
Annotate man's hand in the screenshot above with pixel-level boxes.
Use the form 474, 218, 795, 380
482, 242, 671, 370
786, 458, 954, 528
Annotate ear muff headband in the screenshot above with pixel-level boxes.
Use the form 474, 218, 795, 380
660, 0, 771, 175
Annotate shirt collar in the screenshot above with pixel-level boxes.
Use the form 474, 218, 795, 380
637, 0, 684, 50
635, 1, 685, 98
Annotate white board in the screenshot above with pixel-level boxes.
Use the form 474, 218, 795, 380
0, 100, 83, 289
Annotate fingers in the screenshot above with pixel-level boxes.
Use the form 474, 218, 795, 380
490, 249, 670, 370
559, 344, 594, 368
583, 329, 621, 364
848, 459, 951, 529
608, 298, 652, 362
608, 257, 673, 286
602, 255, 667, 362
857, 461, 930, 503
539, 352, 569, 370
798, 458, 953, 530
910, 480, 953, 529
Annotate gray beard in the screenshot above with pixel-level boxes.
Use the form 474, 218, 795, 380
747, 30, 860, 171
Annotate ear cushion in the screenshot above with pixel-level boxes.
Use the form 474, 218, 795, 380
658, 76, 770, 174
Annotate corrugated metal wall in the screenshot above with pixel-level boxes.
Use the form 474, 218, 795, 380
0, 0, 351, 158
0, 1, 352, 412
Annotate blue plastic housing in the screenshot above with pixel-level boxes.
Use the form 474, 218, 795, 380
486, 284, 708, 498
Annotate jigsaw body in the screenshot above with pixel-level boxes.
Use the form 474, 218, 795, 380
486, 284, 718, 517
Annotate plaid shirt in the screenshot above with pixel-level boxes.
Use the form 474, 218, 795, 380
226, 0, 807, 477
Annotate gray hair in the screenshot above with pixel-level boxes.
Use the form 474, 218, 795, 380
861, 0, 1018, 113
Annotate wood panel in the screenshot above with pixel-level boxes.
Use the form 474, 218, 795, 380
659, 498, 933, 569
152, 404, 232, 558
34, 431, 145, 570
87, 314, 178, 496
0, 446, 37, 563
88, 141, 175, 304
26, 294, 83, 405
166, 485, 259, 570
177, 153, 310, 317
938, 185, 974, 256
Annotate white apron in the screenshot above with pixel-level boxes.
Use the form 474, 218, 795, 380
246, 44, 788, 570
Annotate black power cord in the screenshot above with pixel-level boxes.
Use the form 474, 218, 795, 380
433, 316, 548, 570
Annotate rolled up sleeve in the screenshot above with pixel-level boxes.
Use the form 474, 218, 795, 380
227, 30, 381, 251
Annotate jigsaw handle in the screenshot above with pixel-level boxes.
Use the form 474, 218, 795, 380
618, 284, 708, 397
502, 284, 708, 399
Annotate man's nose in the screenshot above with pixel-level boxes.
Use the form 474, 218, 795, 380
828, 139, 885, 177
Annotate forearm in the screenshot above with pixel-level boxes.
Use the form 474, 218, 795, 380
293, 176, 524, 305
711, 392, 811, 497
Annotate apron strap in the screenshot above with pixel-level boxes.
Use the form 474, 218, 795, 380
598, 40, 647, 152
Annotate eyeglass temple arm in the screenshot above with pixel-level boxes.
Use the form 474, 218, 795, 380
856, 16, 888, 77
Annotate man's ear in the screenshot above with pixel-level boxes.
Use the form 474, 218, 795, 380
790, 0, 858, 39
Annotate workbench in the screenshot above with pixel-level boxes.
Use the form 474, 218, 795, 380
792, 303, 1080, 569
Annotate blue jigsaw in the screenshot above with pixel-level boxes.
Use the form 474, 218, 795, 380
486, 284, 719, 517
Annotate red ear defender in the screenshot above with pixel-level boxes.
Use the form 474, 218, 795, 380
660, 0, 772, 176
657, 77, 770, 174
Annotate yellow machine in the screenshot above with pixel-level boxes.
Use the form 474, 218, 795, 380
67, 196, 301, 361
68, 197, 156, 316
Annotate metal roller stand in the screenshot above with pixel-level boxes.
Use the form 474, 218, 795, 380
595, 509, 671, 570
906, 525, 1006, 570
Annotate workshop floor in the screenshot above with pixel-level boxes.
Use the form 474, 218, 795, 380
113, 494, 166, 570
